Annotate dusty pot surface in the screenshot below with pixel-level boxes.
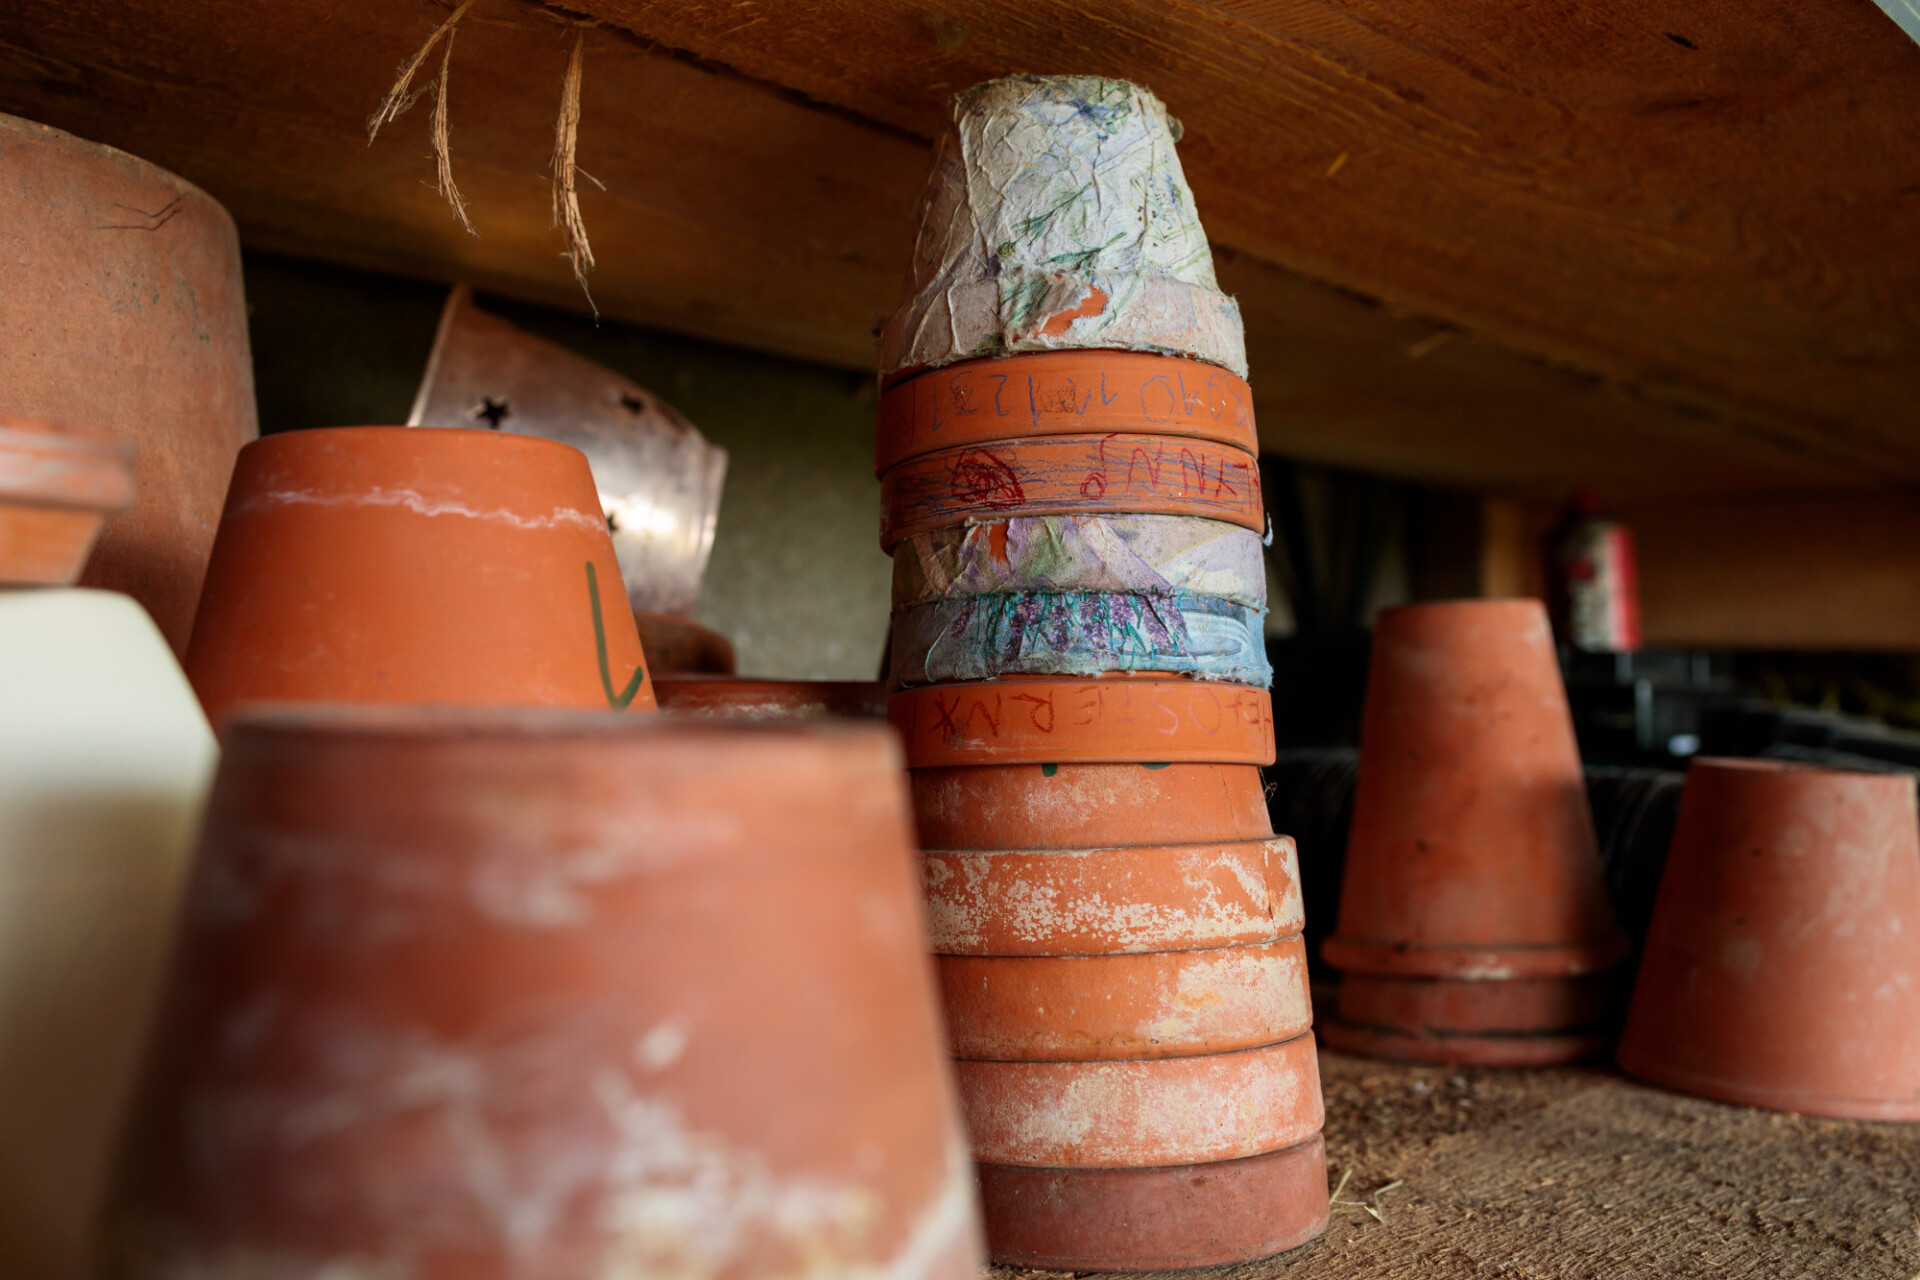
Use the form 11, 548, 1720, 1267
1325, 600, 1628, 978
0, 416, 135, 586
940, 938, 1311, 1060
911, 762, 1272, 849
1617, 758, 1920, 1119
891, 677, 1275, 767
921, 835, 1300, 956
102, 707, 982, 1279
955, 1033, 1323, 1168
978, 1136, 1330, 1271
656, 676, 887, 721
878, 434, 1263, 550
185, 427, 654, 727
0, 113, 256, 654
0, 588, 215, 1280
875, 351, 1258, 474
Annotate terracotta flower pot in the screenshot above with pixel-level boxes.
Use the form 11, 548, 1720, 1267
103, 707, 983, 1278
185, 427, 655, 726
891, 676, 1275, 768
879, 434, 1263, 550
955, 1033, 1322, 1168
978, 1136, 1330, 1272
921, 835, 1300, 956
1324, 600, 1627, 979
0, 415, 135, 586
1617, 758, 1920, 1119
656, 675, 887, 720
875, 350, 1258, 474
1329, 972, 1626, 1066
941, 939, 1311, 1060
1, 113, 257, 655
911, 762, 1272, 849
633, 611, 737, 674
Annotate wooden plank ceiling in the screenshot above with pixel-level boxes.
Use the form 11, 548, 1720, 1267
1, 0, 1915, 504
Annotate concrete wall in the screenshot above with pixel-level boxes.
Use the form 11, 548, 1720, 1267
244, 251, 891, 679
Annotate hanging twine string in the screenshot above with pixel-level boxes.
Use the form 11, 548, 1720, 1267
550, 25, 601, 313
368, 0, 477, 235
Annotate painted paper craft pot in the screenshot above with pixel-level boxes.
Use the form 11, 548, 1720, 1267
656, 675, 886, 720
912, 761, 1272, 849
978, 1135, 1330, 1272
1617, 758, 1920, 1120
1324, 601, 1628, 975
102, 708, 983, 1279
0, 112, 257, 655
0, 424, 217, 1280
185, 427, 654, 727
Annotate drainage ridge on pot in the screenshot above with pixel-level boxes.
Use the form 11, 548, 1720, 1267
102, 705, 984, 1279
1617, 757, 1920, 1120
185, 426, 655, 727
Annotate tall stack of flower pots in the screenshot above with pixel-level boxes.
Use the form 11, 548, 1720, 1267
875, 76, 1327, 1271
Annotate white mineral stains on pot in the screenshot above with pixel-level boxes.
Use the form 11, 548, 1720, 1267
464, 810, 744, 929
956, 1037, 1321, 1166
634, 1020, 690, 1072
229, 486, 610, 536
156, 1247, 413, 1279
1146, 943, 1310, 1041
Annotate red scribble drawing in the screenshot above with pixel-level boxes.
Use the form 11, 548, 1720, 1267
949, 447, 1026, 510
1069, 686, 1101, 727
1190, 688, 1224, 735
1080, 435, 1113, 498
1012, 691, 1056, 733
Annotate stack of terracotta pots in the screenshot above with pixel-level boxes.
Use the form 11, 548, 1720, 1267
1321, 600, 1634, 1064
875, 76, 1327, 1271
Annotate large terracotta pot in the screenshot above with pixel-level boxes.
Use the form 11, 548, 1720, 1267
0, 113, 256, 655
103, 708, 983, 1278
0, 411, 216, 1280
185, 427, 655, 726
911, 762, 1272, 849
875, 350, 1259, 474
1617, 758, 1920, 1119
1321, 599, 1628, 1063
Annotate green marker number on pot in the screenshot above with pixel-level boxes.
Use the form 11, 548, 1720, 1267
587, 561, 647, 708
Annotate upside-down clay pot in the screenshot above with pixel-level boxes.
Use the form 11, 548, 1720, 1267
0, 422, 217, 1280
185, 428, 654, 726
912, 762, 1272, 850
1330, 972, 1626, 1066
978, 1136, 1330, 1273
1617, 759, 1920, 1119
102, 708, 983, 1278
655, 675, 887, 720
0, 114, 258, 657
1325, 602, 1626, 956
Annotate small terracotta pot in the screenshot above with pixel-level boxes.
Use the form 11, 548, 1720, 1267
633, 611, 736, 674
978, 1136, 1330, 1272
955, 1033, 1323, 1168
941, 939, 1311, 1060
1324, 600, 1628, 980
1322, 972, 1625, 1066
890, 677, 1275, 768
1617, 758, 1920, 1120
185, 427, 655, 726
103, 707, 983, 1278
921, 836, 1300, 956
875, 351, 1258, 474
911, 762, 1272, 849
656, 675, 887, 720
879, 434, 1263, 549
0, 415, 135, 585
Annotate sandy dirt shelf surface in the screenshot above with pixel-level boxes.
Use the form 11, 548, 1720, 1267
990, 1047, 1920, 1280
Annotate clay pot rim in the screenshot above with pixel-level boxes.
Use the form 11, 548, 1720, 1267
1687, 755, 1911, 784
920, 833, 1294, 860
655, 675, 881, 692
1322, 935, 1634, 979
1374, 598, 1551, 624
246, 423, 595, 466
1321, 1019, 1612, 1067
877, 346, 1248, 392
1616, 1053, 1920, 1122
223, 701, 896, 747
0, 415, 136, 514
